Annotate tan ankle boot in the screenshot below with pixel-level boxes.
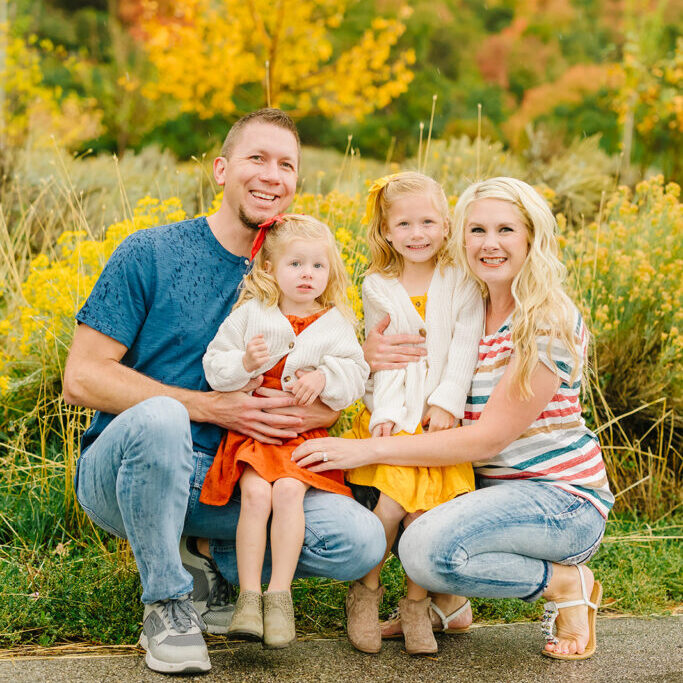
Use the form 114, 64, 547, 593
346, 581, 384, 654
399, 596, 438, 655
227, 590, 263, 640
262, 591, 296, 649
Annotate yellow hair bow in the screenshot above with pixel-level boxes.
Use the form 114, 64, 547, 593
362, 173, 403, 225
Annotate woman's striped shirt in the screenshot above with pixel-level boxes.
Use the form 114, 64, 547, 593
463, 309, 614, 518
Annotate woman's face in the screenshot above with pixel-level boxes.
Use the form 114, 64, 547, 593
464, 198, 529, 291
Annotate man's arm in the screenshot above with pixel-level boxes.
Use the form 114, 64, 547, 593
63, 324, 302, 443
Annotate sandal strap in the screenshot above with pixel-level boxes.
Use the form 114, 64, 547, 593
555, 598, 597, 610
429, 599, 471, 630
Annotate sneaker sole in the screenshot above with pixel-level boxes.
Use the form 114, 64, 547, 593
139, 634, 211, 674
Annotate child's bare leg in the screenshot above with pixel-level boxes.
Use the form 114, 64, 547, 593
361, 493, 407, 589
236, 466, 273, 592
267, 478, 309, 592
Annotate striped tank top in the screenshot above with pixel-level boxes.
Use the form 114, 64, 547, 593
463, 308, 614, 519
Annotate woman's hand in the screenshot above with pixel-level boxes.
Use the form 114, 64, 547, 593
423, 406, 455, 432
291, 436, 372, 472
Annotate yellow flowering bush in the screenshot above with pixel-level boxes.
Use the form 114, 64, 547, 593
562, 176, 682, 484
0, 24, 101, 149
0, 198, 186, 392
137, 0, 414, 121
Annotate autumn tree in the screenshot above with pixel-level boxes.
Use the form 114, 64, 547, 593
136, 0, 415, 121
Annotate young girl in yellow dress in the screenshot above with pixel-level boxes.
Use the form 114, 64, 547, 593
344, 172, 484, 655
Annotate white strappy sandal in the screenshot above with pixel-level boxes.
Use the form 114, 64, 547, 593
381, 598, 471, 639
430, 599, 472, 634
541, 565, 602, 661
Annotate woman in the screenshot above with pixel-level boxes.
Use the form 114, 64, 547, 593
293, 177, 613, 660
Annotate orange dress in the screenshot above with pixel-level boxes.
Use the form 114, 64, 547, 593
200, 311, 352, 505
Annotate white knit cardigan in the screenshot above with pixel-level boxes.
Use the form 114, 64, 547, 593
362, 266, 484, 433
203, 299, 369, 411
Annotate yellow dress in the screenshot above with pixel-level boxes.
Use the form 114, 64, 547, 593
344, 295, 475, 513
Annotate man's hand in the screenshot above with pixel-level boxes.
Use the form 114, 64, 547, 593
243, 334, 269, 372
423, 405, 455, 432
363, 314, 427, 372
203, 377, 301, 444
290, 369, 326, 406
371, 421, 394, 437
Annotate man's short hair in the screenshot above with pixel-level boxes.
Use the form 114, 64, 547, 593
220, 109, 301, 162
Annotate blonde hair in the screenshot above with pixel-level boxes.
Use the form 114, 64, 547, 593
366, 172, 453, 277
451, 176, 584, 399
235, 214, 356, 325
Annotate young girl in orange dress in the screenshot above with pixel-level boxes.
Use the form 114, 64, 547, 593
343, 172, 483, 655
200, 214, 369, 649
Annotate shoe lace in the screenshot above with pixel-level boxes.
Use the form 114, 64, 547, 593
163, 597, 207, 633
206, 560, 234, 609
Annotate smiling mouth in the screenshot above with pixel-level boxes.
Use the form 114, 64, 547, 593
407, 244, 429, 250
481, 257, 506, 264
250, 190, 278, 201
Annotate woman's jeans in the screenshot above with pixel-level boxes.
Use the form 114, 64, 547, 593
399, 478, 606, 602
74, 397, 385, 604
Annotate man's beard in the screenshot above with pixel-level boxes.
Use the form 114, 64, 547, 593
239, 206, 264, 231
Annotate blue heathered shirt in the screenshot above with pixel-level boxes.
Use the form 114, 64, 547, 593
76, 217, 251, 455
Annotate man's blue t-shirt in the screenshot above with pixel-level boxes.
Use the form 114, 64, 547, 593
77, 217, 251, 455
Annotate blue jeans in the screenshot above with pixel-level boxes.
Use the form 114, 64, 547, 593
399, 479, 606, 602
74, 397, 385, 604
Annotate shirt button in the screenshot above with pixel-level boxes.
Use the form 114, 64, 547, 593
419, 328, 427, 337
283, 375, 291, 383
288, 341, 295, 349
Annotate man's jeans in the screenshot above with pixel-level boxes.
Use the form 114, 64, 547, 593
399, 479, 606, 602
74, 397, 385, 604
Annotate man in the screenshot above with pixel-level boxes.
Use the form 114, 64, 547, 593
63, 109, 385, 674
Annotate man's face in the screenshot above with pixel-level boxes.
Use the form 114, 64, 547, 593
215, 121, 299, 230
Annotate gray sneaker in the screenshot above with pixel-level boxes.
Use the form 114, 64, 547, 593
180, 536, 236, 634
138, 595, 211, 674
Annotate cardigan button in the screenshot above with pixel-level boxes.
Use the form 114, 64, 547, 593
283, 375, 292, 383
288, 341, 295, 349
419, 328, 427, 337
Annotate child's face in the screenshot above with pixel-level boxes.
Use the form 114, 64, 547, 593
271, 238, 331, 311
384, 193, 449, 266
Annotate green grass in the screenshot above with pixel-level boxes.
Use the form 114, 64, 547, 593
1, 514, 679, 648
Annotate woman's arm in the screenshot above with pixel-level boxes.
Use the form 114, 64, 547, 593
292, 359, 560, 472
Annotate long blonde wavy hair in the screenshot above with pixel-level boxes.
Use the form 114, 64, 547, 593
234, 214, 356, 325
366, 171, 454, 277
451, 177, 584, 399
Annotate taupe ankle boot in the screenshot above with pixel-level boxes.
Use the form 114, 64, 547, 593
399, 596, 438, 655
263, 591, 296, 649
345, 581, 384, 654
227, 590, 263, 640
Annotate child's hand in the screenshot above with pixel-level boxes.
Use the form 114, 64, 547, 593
290, 369, 326, 406
243, 334, 270, 372
371, 421, 394, 437
423, 406, 455, 432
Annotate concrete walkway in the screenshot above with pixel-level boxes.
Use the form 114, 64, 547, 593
1, 617, 681, 682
